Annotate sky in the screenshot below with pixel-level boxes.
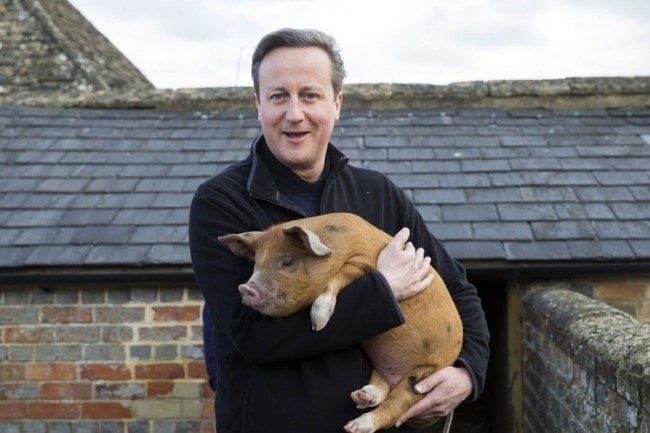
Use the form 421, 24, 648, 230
68, 0, 650, 90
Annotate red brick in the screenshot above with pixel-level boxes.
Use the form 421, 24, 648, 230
80, 363, 131, 380
82, 402, 132, 419
41, 383, 92, 400
595, 282, 648, 300
26, 363, 76, 381
4, 326, 54, 343
187, 361, 207, 379
0, 402, 27, 419
153, 306, 200, 322
147, 381, 174, 398
28, 402, 80, 419
42, 306, 93, 324
0, 364, 25, 381
200, 382, 214, 398
201, 418, 216, 433
135, 363, 184, 380
201, 399, 213, 417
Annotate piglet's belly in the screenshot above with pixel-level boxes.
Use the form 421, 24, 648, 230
362, 344, 416, 388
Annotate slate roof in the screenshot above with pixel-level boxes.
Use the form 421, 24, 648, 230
1, 104, 649, 272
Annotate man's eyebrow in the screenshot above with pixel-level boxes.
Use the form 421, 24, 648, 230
262, 86, 287, 93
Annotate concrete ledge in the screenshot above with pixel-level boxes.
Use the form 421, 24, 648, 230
1, 76, 649, 111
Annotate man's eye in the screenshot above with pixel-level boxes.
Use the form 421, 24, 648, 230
303, 93, 319, 101
269, 94, 286, 102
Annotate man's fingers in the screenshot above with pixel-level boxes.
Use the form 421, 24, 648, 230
415, 369, 446, 393
390, 227, 410, 248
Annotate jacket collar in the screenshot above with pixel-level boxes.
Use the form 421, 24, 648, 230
246, 135, 349, 206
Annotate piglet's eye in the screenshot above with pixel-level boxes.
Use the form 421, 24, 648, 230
280, 256, 294, 268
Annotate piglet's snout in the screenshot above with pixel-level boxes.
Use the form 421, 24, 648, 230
238, 282, 262, 307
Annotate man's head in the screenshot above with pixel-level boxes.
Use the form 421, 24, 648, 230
252, 29, 346, 182
252, 28, 346, 98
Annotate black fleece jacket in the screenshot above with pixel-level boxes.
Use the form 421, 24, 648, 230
189, 137, 490, 433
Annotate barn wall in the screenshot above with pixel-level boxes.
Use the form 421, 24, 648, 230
0, 283, 215, 433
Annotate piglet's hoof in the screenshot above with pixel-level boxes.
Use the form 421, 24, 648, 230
351, 385, 382, 409
310, 292, 335, 331
344, 413, 376, 433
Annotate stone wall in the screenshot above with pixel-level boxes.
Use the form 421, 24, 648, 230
522, 287, 649, 433
2, 76, 650, 111
0, 283, 214, 433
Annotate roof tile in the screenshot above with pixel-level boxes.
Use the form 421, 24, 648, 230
0, 247, 36, 267
84, 245, 150, 265
497, 204, 558, 221
473, 222, 533, 240
565, 241, 635, 260
531, 221, 596, 240
426, 222, 473, 240
441, 204, 499, 222
445, 241, 506, 260
26, 246, 92, 266
71, 226, 135, 245
504, 241, 571, 261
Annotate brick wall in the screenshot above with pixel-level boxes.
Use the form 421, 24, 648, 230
0, 283, 214, 433
522, 286, 649, 433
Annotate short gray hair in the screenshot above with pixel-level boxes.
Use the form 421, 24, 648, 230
251, 28, 346, 98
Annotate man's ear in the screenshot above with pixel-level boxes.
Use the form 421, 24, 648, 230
218, 231, 263, 259
255, 95, 261, 122
334, 91, 343, 121
283, 226, 332, 257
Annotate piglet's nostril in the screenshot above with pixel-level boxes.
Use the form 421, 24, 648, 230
238, 283, 261, 306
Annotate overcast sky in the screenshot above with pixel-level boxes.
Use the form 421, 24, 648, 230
68, 0, 650, 89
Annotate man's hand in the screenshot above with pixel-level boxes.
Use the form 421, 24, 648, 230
376, 227, 433, 301
395, 366, 473, 427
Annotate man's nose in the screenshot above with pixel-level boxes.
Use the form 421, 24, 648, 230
285, 97, 305, 122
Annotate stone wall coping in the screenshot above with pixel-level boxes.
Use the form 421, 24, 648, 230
523, 287, 650, 378
1, 76, 649, 111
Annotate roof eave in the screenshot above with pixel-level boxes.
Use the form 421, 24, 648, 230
1, 260, 648, 286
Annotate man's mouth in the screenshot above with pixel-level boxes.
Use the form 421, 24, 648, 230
283, 131, 309, 138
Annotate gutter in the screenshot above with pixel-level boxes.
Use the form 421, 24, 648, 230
465, 261, 650, 281
1, 261, 648, 286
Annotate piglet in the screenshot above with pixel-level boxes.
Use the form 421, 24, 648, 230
219, 212, 463, 433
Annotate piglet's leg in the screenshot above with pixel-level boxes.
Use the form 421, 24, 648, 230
351, 369, 390, 409
310, 287, 338, 331
344, 365, 438, 433
311, 261, 368, 331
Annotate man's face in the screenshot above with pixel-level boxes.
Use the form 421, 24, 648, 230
256, 46, 342, 182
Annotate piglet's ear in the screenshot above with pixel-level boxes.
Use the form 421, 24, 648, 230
218, 231, 263, 259
283, 226, 332, 257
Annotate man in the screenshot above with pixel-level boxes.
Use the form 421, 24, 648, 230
189, 28, 489, 433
